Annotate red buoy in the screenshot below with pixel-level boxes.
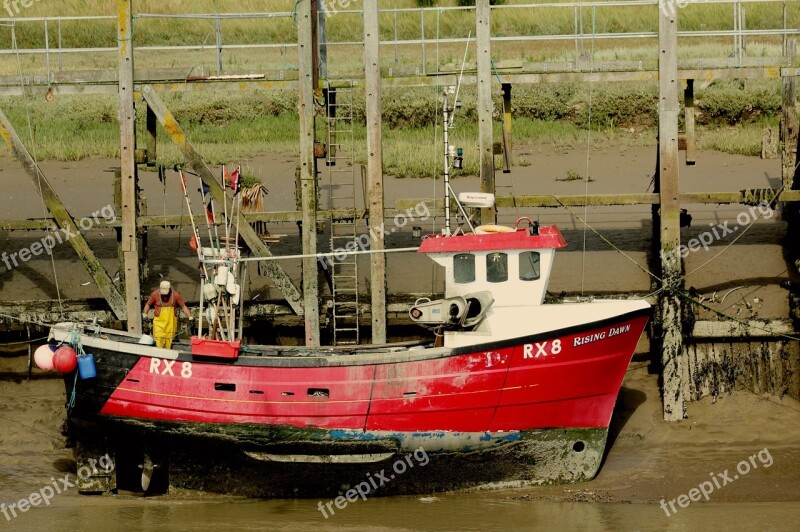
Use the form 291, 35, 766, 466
53, 346, 78, 373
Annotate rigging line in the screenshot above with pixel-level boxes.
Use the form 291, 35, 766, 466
682, 185, 785, 279
553, 197, 663, 284
675, 288, 800, 342
214, 246, 421, 264
451, 30, 472, 127
580, 2, 597, 297
11, 26, 64, 318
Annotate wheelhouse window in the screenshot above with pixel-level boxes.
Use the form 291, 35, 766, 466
453, 253, 475, 283
519, 251, 541, 281
486, 252, 508, 283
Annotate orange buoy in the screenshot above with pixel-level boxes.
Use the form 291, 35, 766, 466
53, 346, 78, 373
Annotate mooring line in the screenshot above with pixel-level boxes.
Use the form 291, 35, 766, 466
675, 288, 800, 342
682, 185, 786, 279
552, 197, 664, 284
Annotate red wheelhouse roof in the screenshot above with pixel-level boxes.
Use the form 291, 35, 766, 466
418, 226, 568, 254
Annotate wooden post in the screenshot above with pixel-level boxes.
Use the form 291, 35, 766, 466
117, 0, 142, 334
782, 40, 798, 190
0, 110, 126, 320
501, 82, 512, 174
476, 0, 496, 224
684, 79, 696, 166
364, 0, 386, 344
146, 104, 157, 166
658, 1, 685, 421
297, 0, 321, 346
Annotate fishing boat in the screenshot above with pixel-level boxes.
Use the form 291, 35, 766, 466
42, 87, 650, 497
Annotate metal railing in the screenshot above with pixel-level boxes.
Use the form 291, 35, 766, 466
0, 1, 796, 83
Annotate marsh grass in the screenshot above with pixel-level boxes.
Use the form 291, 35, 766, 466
0, 3, 792, 172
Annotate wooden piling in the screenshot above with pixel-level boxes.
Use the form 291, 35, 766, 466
117, 0, 142, 334
364, 0, 387, 344
658, 1, 685, 421
476, 0, 496, 224
297, 0, 321, 346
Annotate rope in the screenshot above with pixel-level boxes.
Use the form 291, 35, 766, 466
580, 2, 597, 297
552, 197, 664, 284
675, 288, 800, 342
683, 186, 785, 279
0, 335, 49, 346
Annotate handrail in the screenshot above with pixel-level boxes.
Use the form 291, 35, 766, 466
0, 1, 795, 79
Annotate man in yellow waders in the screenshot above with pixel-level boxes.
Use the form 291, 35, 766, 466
142, 281, 192, 349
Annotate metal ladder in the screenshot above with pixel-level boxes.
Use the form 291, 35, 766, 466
326, 80, 360, 345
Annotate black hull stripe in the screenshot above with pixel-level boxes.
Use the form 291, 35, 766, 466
155, 307, 651, 368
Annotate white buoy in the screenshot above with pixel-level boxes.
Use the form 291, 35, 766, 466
215, 265, 229, 286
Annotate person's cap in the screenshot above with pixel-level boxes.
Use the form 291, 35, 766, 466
159, 281, 171, 295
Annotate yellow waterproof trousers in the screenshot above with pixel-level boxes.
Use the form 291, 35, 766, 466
153, 307, 177, 349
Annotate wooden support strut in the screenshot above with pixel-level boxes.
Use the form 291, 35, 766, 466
476, 0, 496, 225
297, 0, 321, 345
365, 0, 387, 344
139, 85, 305, 316
0, 109, 127, 320
117, 0, 142, 335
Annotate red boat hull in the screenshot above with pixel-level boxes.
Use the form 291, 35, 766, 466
99, 311, 648, 436
59, 308, 648, 494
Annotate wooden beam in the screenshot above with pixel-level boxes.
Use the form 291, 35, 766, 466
0, 110, 127, 320
365, 0, 386, 344
657, 1, 685, 422
297, 0, 321, 345
139, 85, 305, 315
476, 0, 495, 225
117, 0, 142, 335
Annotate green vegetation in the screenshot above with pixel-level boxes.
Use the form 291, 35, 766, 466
557, 171, 594, 183
0, 2, 794, 175
0, 80, 782, 176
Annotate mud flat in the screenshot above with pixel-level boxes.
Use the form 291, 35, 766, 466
0, 357, 798, 530
0, 147, 798, 529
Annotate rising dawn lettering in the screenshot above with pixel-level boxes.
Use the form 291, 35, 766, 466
572, 323, 632, 347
